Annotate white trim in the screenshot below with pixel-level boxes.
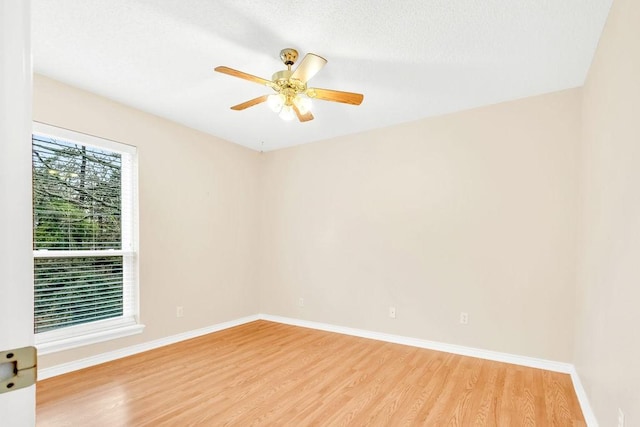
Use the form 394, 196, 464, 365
37, 321, 145, 355
33, 249, 133, 258
38, 313, 598, 426
38, 314, 259, 380
1, 0, 35, 424
33, 121, 135, 155
569, 366, 599, 427
259, 314, 573, 373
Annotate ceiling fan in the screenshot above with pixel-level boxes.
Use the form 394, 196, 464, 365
214, 48, 364, 122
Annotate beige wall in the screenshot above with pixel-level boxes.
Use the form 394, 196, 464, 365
576, 0, 640, 424
34, 75, 261, 368
259, 89, 581, 362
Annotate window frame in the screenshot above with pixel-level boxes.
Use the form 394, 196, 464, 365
32, 122, 144, 355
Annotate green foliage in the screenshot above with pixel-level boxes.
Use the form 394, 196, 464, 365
33, 199, 100, 248
32, 136, 121, 249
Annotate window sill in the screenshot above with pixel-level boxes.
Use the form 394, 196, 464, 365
36, 322, 145, 355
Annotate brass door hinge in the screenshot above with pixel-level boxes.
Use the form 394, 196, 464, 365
0, 346, 37, 394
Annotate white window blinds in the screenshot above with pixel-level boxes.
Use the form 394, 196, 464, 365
34, 256, 124, 332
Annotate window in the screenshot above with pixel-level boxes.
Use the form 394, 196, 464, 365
32, 122, 143, 354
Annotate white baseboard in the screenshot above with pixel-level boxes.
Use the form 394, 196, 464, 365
38, 312, 598, 426
38, 314, 260, 380
259, 314, 573, 373
569, 366, 599, 427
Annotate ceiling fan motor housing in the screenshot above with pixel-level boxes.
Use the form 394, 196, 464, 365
271, 69, 307, 104
279, 48, 299, 66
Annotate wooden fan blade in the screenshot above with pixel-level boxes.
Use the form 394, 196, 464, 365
307, 88, 364, 105
214, 66, 271, 86
230, 95, 269, 111
290, 53, 327, 83
292, 104, 314, 122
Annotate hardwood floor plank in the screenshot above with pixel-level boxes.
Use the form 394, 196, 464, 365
459, 358, 493, 426
36, 321, 586, 426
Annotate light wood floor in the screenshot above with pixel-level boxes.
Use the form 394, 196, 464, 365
37, 320, 585, 426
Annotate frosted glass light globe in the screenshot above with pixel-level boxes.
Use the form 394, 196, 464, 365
294, 96, 312, 114
267, 94, 285, 112
279, 105, 296, 121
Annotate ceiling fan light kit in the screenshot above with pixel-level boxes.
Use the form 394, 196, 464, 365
215, 48, 364, 123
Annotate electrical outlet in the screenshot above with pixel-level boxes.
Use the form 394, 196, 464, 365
176, 306, 184, 318
389, 306, 396, 319
459, 312, 469, 324
298, 298, 304, 307
618, 408, 625, 427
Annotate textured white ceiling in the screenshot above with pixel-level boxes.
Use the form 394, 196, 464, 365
33, 0, 612, 151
